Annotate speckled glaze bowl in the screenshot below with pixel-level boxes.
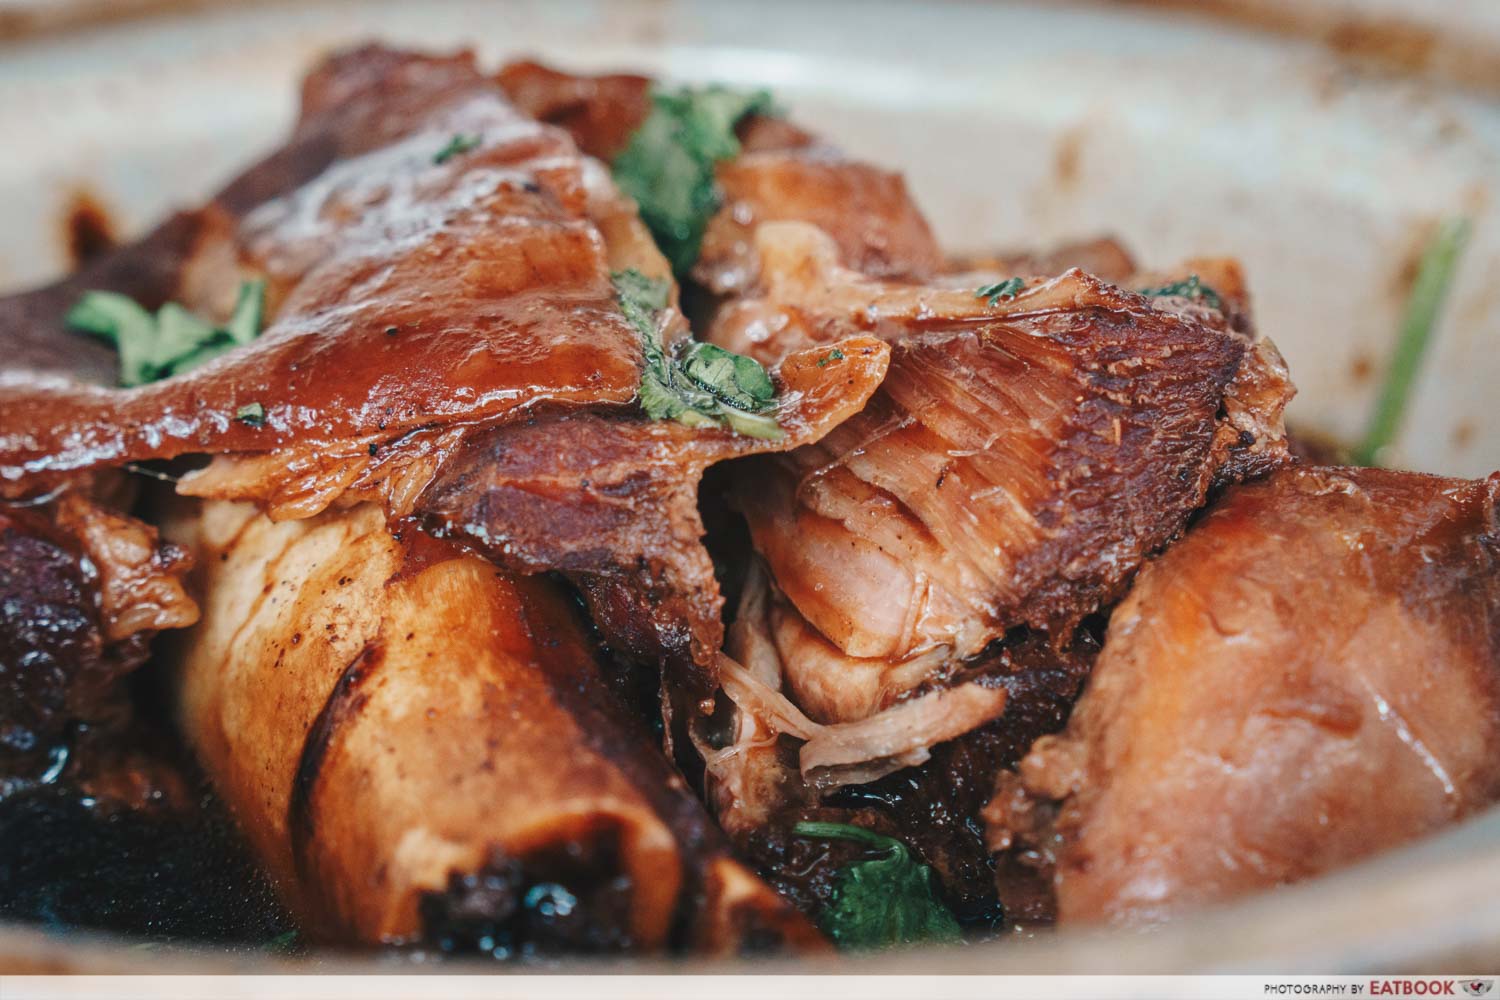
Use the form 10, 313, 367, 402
0, 0, 1497, 975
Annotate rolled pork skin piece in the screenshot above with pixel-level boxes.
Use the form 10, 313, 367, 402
165, 499, 816, 951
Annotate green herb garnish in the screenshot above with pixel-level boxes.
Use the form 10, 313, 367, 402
611, 86, 776, 274
794, 821, 962, 950
433, 132, 481, 165
67, 279, 267, 387
1138, 273, 1223, 311
817, 348, 846, 368
264, 929, 299, 954
976, 277, 1024, 305
613, 269, 781, 439
235, 402, 266, 427
1353, 218, 1472, 467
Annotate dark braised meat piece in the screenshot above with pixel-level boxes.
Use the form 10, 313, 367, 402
0, 495, 195, 780
0, 49, 648, 493
990, 466, 1500, 925
2, 45, 848, 954
496, 60, 653, 161
417, 339, 889, 713
0, 496, 284, 946
0, 46, 893, 714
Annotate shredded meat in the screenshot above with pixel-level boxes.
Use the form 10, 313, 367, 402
717, 225, 1290, 683
992, 466, 1500, 925
728, 629, 1098, 928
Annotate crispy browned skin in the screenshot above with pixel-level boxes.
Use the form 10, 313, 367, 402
991, 466, 1500, 925
166, 499, 819, 952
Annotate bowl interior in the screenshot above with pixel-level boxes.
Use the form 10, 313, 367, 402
1, 0, 1497, 973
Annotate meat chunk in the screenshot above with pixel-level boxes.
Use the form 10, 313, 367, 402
990, 466, 1500, 925
717, 224, 1290, 676
165, 498, 820, 953
496, 60, 653, 161
696, 217, 1289, 933
416, 336, 888, 710
493, 59, 943, 293
0, 494, 196, 779
694, 150, 942, 293
2, 48, 896, 712
0, 52, 646, 492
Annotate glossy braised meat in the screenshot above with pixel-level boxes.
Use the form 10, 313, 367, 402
1, 48, 895, 712
0, 51, 647, 494
713, 225, 1291, 702
989, 466, 1500, 925
507, 61, 1295, 932
0, 45, 854, 954
496, 60, 654, 162
165, 498, 820, 953
417, 339, 888, 712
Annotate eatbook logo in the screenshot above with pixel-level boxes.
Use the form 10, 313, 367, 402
1462, 981, 1493, 997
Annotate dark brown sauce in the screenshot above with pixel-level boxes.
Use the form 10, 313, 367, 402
0, 782, 294, 947
63, 190, 118, 269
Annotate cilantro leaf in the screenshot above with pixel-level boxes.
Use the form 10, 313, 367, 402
66, 280, 267, 387
816, 348, 845, 368
612, 86, 776, 274
433, 133, 481, 165
235, 402, 266, 427
612, 269, 781, 439
976, 278, 1024, 305
264, 929, 300, 954
794, 821, 962, 950
1138, 273, 1223, 311
1353, 217, 1472, 467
